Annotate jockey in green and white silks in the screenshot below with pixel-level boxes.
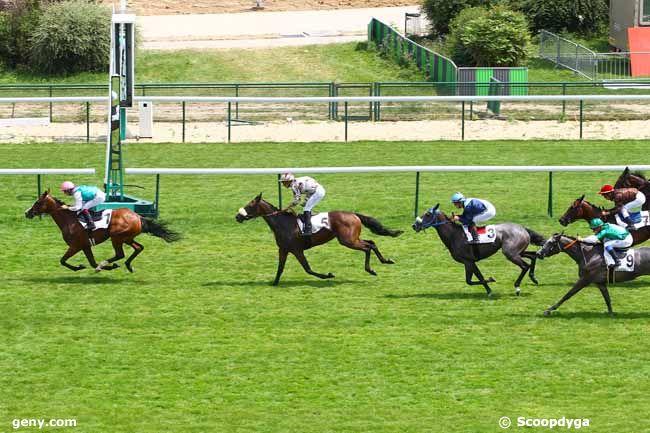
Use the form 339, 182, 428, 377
279, 172, 326, 237
60, 181, 106, 231
581, 218, 633, 268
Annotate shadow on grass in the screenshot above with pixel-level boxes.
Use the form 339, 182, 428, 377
203, 279, 363, 289
383, 291, 509, 300
15, 275, 139, 285
537, 311, 650, 320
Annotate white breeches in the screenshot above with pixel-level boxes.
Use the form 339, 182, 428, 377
620, 192, 646, 217
472, 202, 497, 224
603, 234, 633, 265
304, 186, 325, 212
81, 191, 106, 211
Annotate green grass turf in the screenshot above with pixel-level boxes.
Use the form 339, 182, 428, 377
1, 140, 650, 432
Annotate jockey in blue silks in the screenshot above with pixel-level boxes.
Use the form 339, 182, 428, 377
451, 192, 496, 243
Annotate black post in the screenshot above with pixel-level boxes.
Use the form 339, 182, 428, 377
344, 101, 349, 142
461, 101, 465, 141
414, 171, 420, 218
277, 173, 283, 208
579, 100, 584, 140
228, 102, 232, 143
155, 174, 161, 218
86, 102, 90, 143
182, 101, 186, 143
547, 171, 553, 217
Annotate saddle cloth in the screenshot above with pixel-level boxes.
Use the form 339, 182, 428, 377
462, 225, 497, 244
297, 212, 330, 233
78, 209, 112, 231
615, 210, 650, 230
610, 248, 635, 272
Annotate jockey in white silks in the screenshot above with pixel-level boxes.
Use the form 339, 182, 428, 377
279, 173, 326, 237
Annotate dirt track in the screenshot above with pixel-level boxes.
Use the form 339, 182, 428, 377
104, 0, 415, 15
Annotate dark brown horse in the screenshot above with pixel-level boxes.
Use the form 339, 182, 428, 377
235, 193, 402, 285
615, 167, 650, 211
558, 195, 650, 245
25, 191, 180, 272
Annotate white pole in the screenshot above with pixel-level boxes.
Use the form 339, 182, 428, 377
120, 0, 126, 12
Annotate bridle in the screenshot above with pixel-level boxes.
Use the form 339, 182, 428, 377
418, 208, 450, 229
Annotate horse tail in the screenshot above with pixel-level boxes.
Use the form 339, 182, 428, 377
525, 227, 546, 246
141, 218, 182, 243
355, 213, 403, 237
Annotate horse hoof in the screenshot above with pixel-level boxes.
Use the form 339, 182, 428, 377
531, 277, 539, 285
543, 309, 552, 316
385, 259, 395, 265
515, 287, 521, 296
368, 270, 377, 276
78, 264, 86, 270
326, 273, 335, 278
488, 277, 496, 283
126, 266, 134, 273
94, 267, 102, 273
486, 291, 493, 298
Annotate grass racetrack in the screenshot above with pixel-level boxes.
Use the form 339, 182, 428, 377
2, 140, 650, 432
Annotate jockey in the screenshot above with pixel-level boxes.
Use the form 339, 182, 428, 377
59, 181, 106, 231
279, 172, 326, 237
598, 184, 646, 231
450, 192, 496, 243
581, 217, 632, 268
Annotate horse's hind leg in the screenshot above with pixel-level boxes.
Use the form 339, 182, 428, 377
95, 239, 126, 271
338, 238, 376, 275
60, 245, 85, 271
522, 251, 539, 285
293, 249, 335, 280
364, 239, 395, 265
124, 240, 144, 273
503, 252, 530, 296
596, 283, 614, 315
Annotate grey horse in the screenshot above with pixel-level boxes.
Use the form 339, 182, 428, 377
537, 233, 650, 316
412, 204, 545, 296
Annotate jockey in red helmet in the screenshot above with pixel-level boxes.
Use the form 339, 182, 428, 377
598, 184, 646, 231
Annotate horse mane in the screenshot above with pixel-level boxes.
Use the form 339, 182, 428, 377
259, 198, 279, 212
51, 196, 66, 206
630, 171, 647, 180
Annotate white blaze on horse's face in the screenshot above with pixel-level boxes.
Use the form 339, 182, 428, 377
415, 216, 422, 223
238, 207, 248, 217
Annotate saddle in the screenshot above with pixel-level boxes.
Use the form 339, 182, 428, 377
297, 212, 330, 234
77, 209, 113, 231
461, 225, 497, 244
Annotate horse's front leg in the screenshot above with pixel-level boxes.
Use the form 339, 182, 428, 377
596, 283, 614, 315
80, 246, 102, 272
544, 277, 589, 316
60, 245, 86, 271
272, 248, 289, 286
464, 262, 494, 296
293, 249, 335, 280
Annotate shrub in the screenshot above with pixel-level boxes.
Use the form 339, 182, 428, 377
421, 0, 492, 36
0, 0, 43, 68
448, 6, 531, 67
29, 0, 110, 74
522, 0, 608, 34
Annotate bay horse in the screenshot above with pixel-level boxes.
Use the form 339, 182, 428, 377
412, 204, 545, 296
537, 233, 650, 315
235, 193, 402, 285
25, 191, 180, 272
614, 167, 650, 211
558, 195, 650, 246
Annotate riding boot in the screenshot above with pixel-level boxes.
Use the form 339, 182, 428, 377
302, 211, 312, 248
468, 223, 479, 244
302, 211, 312, 236
81, 209, 95, 231
624, 217, 637, 231
606, 246, 620, 268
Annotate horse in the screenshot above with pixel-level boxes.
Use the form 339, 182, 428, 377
537, 233, 650, 316
235, 193, 402, 285
411, 204, 545, 296
25, 191, 180, 272
614, 167, 650, 211
558, 194, 650, 245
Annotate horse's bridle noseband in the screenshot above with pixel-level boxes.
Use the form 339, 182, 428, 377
418, 208, 450, 230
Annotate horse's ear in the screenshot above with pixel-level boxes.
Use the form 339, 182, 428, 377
624, 166, 630, 174
578, 194, 585, 202
433, 203, 439, 210
255, 193, 262, 201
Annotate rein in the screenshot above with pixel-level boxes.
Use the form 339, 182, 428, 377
563, 238, 578, 250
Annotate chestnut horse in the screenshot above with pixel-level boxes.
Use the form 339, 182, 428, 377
614, 167, 650, 211
558, 195, 650, 246
25, 191, 180, 272
235, 193, 402, 285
